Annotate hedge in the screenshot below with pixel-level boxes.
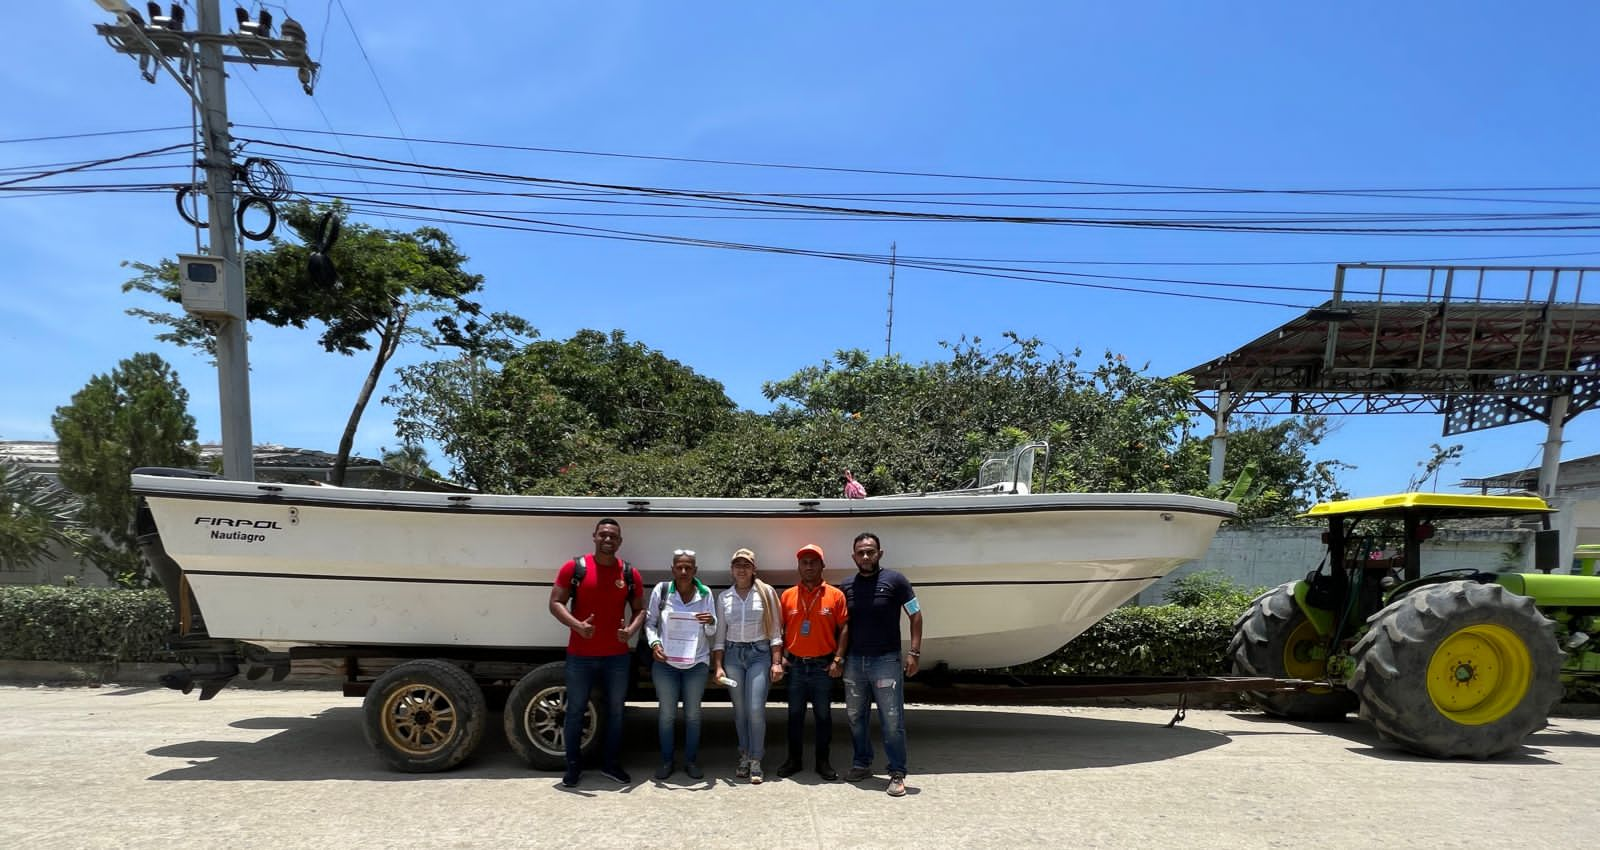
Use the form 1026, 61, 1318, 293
0, 586, 172, 663
0, 586, 1592, 703
1013, 601, 1238, 677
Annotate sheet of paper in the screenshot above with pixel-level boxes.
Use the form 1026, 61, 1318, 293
662, 612, 702, 664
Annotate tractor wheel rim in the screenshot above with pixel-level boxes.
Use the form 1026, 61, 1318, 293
1283, 618, 1333, 692
1425, 623, 1534, 725
380, 684, 458, 756
524, 685, 597, 755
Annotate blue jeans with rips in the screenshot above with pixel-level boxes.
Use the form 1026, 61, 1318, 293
844, 652, 907, 776
563, 652, 631, 771
785, 655, 835, 763
724, 641, 773, 761
651, 660, 709, 764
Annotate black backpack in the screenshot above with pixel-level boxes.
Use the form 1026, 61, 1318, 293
568, 554, 638, 609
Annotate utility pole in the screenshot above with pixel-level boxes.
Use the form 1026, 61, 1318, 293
884, 242, 897, 358
195, 0, 251, 481
93, 1, 320, 481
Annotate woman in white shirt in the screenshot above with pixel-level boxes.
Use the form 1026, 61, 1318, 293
644, 549, 718, 781
711, 547, 785, 784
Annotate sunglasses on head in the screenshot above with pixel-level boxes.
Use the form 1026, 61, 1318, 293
673, 549, 696, 557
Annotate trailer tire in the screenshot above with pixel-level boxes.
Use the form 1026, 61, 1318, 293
362, 659, 486, 773
1350, 580, 1563, 759
504, 661, 598, 771
1229, 581, 1357, 720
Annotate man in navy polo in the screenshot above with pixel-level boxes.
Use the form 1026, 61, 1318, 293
840, 532, 922, 797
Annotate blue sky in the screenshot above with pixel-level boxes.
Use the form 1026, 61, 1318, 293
5, 1, 1600, 496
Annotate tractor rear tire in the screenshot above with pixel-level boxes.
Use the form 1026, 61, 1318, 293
362, 659, 487, 772
1229, 581, 1357, 720
1349, 580, 1563, 759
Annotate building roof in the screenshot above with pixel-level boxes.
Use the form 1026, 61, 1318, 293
1459, 452, 1600, 493
0, 441, 469, 493
1182, 264, 1600, 435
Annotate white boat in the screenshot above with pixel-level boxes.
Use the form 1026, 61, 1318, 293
132, 446, 1234, 671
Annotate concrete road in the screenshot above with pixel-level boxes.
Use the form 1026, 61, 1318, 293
3, 685, 1596, 849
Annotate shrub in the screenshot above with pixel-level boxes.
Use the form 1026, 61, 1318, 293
1163, 569, 1266, 610
1009, 602, 1238, 677
0, 585, 172, 662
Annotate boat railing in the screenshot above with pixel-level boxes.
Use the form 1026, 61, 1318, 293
873, 441, 1047, 498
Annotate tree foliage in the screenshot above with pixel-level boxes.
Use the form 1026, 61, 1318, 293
1177, 415, 1351, 522
50, 353, 199, 586
389, 327, 735, 492
122, 202, 486, 484
0, 458, 100, 575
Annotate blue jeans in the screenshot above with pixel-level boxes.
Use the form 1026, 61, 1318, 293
651, 660, 709, 764
845, 652, 907, 776
725, 641, 773, 761
564, 653, 631, 771
785, 655, 835, 763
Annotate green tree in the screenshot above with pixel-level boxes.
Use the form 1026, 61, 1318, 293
123, 202, 485, 485
0, 458, 102, 576
765, 335, 1198, 496
1175, 415, 1351, 522
380, 443, 441, 481
389, 328, 736, 493
51, 353, 199, 585
1409, 442, 1464, 492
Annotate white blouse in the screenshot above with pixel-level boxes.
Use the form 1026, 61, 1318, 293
713, 584, 784, 650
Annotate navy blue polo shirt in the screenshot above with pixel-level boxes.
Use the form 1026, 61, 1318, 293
842, 567, 916, 657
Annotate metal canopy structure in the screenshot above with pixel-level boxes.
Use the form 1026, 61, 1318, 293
1184, 264, 1600, 496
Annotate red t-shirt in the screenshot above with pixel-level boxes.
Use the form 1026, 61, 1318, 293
556, 555, 640, 657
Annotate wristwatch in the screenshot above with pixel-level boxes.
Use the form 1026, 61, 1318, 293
907, 649, 921, 657
832, 656, 843, 664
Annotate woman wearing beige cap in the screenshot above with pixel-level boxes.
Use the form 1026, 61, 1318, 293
712, 547, 785, 783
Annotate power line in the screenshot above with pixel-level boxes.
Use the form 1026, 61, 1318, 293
231, 122, 1600, 201
294, 192, 1310, 308
0, 126, 188, 145
239, 140, 1600, 235
0, 143, 194, 188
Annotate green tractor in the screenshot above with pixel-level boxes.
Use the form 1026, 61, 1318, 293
1230, 492, 1600, 759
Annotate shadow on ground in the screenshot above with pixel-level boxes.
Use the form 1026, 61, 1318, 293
144, 703, 1227, 782
1224, 711, 1600, 764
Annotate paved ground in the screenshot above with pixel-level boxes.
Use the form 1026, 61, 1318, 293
3, 685, 1597, 849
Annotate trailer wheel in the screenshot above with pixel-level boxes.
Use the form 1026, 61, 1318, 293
362, 659, 486, 772
1350, 580, 1563, 759
1229, 581, 1357, 720
504, 661, 597, 771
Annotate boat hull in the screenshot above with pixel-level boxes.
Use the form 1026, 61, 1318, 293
135, 476, 1233, 669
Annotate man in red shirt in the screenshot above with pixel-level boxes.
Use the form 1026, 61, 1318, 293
548, 518, 646, 787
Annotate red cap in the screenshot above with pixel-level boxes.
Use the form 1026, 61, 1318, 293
796, 543, 825, 561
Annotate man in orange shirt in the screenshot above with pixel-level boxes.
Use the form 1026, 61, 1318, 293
775, 543, 849, 780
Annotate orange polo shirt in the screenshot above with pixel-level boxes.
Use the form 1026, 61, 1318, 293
779, 581, 848, 658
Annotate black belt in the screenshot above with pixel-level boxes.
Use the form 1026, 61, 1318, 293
786, 653, 833, 663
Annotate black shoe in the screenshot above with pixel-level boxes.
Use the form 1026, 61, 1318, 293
685, 762, 704, 780
561, 767, 581, 788
600, 765, 631, 784
815, 763, 839, 781
775, 760, 802, 778
653, 762, 673, 781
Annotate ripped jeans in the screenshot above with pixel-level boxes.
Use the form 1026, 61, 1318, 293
843, 652, 907, 776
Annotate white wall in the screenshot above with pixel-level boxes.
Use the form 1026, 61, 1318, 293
1138, 524, 1530, 605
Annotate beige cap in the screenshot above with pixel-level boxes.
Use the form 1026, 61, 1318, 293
731, 547, 757, 565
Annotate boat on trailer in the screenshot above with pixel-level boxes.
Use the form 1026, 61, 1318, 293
132, 443, 1235, 771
